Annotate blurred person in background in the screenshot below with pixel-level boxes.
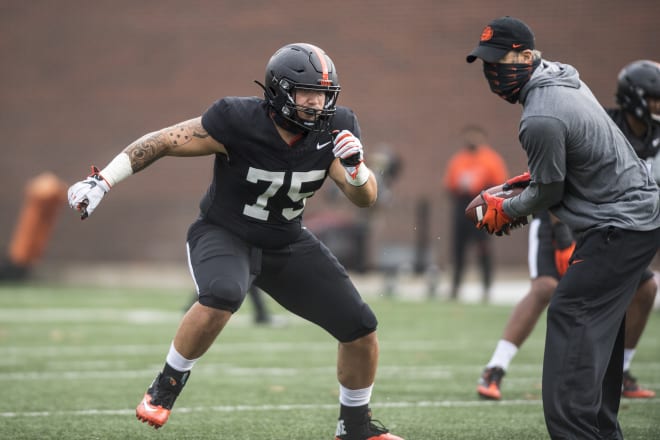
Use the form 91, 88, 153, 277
306, 143, 403, 274
67, 42, 403, 440
442, 125, 508, 302
466, 16, 660, 439
476, 59, 660, 402
246, 285, 275, 325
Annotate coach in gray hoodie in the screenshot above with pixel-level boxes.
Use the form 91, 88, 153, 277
466, 16, 660, 440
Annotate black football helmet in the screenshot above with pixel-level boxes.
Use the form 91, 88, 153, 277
616, 60, 660, 126
257, 43, 340, 133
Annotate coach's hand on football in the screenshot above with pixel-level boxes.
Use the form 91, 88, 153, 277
332, 130, 364, 179
503, 171, 531, 190
477, 191, 513, 235
67, 166, 111, 220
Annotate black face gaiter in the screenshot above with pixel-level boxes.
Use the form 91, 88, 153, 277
483, 59, 540, 103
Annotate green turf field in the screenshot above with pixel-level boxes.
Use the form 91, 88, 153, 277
0, 284, 658, 439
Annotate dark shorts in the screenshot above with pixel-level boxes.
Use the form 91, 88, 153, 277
185, 218, 378, 342
528, 211, 654, 284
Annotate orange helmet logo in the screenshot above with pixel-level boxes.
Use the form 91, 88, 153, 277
480, 26, 494, 42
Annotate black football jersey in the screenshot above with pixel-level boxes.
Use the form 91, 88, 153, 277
200, 96, 360, 248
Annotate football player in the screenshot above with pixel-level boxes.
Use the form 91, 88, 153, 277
466, 16, 660, 439
477, 60, 660, 401
67, 43, 403, 440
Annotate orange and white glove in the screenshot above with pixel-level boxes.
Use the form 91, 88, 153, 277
477, 191, 513, 235
503, 171, 531, 190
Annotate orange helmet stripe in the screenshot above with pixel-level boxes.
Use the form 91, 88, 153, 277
309, 45, 332, 86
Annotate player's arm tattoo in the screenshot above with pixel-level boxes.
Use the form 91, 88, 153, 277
123, 119, 210, 172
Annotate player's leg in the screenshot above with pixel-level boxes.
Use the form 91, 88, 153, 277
475, 231, 493, 302
622, 270, 657, 398
478, 213, 557, 400
136, 220, 255, 429
501, 276, 556, 347
478, 278, 556, 400
256, 229, 402, 440
542, 227, 660, 439
450, 199, 470, 300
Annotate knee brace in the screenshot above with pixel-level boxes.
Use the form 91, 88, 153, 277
336, 302, 379, 343
197, 278, 247, 313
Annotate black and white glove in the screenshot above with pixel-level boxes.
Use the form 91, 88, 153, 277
332, 130, 364, 179
67, 166, 111, 219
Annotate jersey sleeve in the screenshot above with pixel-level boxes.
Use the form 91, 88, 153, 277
201, 98, 232, 146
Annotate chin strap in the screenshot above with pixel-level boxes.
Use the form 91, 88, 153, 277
256, 80, 321, 134
270, 111, 307, 135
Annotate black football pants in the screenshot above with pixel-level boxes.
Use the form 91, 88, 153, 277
542, 226, 660, 439
187, 220, 378, 343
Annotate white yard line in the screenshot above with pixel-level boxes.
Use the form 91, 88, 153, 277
1, 363, 658, 384
0, 365, 457, 381
0, 340, 461, 357
1, 398, 657, 419
0, 308, 183, 323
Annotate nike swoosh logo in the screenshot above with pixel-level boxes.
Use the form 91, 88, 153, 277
512, 43, 523, 48
141, 398, 159, 412
316, 141, 331, 150
85, 181, 97, 189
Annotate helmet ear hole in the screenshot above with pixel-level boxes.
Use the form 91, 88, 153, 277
260, 43, 341, 132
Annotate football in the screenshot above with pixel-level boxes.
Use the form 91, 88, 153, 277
464, 184, 531, 230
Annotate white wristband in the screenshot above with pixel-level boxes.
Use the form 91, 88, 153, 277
345, 164, 370, 187
100, 152, 133, 187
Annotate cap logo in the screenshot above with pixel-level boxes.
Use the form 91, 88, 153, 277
512, 43, 523, 49
480, 26, 494, 42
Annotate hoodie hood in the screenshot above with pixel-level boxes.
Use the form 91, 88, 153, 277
519, 60, 581, 104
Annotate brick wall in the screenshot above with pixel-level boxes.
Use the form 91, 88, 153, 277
2, 0, 658, 271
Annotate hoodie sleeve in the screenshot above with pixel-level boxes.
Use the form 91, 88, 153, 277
519, 115, 568, 185
500, 115, 568, 217
503, 180, 564, 218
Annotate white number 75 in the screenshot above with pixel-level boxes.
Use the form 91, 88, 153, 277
242, 167, 326, 221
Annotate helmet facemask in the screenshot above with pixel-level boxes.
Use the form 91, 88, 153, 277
616, 60, 660, 128
257, 43, 341, 133
273, 80, 340, 132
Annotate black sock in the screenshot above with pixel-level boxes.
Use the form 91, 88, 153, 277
339, 403, 369, 421
162, 363, 190, 386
